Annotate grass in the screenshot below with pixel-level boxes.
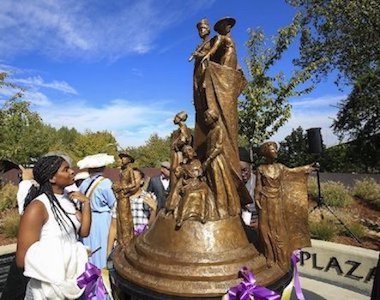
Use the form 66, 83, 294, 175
352, 178, 380, 210
308, 179, 352, 207
0, 183, 18, 212
1, 210, 20, 238
309, 217, 338, 241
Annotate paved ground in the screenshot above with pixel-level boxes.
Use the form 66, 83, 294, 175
291, 276, 370, 300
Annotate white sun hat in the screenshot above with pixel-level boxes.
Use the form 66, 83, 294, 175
74, 171, 90, 181
77, 153, 115, 170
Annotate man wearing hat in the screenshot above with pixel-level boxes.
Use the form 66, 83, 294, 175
77, 153, 116, 269
147, 161, 170, 211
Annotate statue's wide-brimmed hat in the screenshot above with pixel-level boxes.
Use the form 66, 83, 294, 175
77, 153, 115, 169
214, 17, 236, 33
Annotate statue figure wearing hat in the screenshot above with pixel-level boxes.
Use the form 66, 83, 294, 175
201, 17, 238, 69
113, 152, 137, 248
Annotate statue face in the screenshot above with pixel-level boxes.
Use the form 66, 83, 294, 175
198, 24, 210, 39
184, 147, 195, 159
266, 144, 278, 159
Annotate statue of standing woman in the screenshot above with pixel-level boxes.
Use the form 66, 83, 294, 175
255, 142, 314, 270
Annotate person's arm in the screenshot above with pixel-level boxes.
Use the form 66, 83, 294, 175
254, 168, 262, 210
201, 35, 222, 63
17, 166, 35, 215
68, 191, 91, 237
143, 193, 157, 224
107, 217, 117, 256
16, 200, 47, 268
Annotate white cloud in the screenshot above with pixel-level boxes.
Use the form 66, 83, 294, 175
13, 76, 77, 95
36, 98, 179, 147
272, 95, 344, 147
291, 95, 345, 108
0, 0, 215, 61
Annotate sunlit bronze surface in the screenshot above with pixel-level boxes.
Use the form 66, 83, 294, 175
112, 17, 311, 298
113, 212, 289, 297
203, 109, 240, 218
255, 142, 312, 270
113, 159, 136, 248
193, 19, 212, 162
169, 111, 193, 192
169, 145, 218, 226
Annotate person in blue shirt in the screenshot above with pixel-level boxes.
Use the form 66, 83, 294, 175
77, 153, 117, 269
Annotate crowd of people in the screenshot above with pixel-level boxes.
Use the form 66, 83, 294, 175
1, 145, 259, 300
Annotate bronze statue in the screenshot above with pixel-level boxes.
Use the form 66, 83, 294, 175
170, 111, 193, 190
113, 152, 136, 248
192, 18, 212, 162
201, 17, 238, 69
111, 17, 313, 298
255, 142, 313, 270
203, 109, 240, 218
175, 145, 217, 227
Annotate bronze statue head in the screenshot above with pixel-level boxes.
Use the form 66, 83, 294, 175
182, 145, 196, 160
196, 18, 210, 38
204, 108, 219, 126
174, 111, 188, 125
260, 141, 278, 159
214, 17, 236, 35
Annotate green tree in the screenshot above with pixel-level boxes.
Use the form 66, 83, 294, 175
288, 0, 380, 172
70, 130, 118, 163
0, 99, 55, 164
288, 0, 379, 83
277, 126, 315, 167
125, 133, 171, 168
239, 13, 316, 148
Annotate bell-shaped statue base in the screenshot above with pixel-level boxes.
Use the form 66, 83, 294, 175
112, 211, 289, 298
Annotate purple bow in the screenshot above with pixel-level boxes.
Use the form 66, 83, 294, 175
228, 267, 280, 300
134, 224, 148, 236
77, 262, 107, 300
291, 250, 305, 300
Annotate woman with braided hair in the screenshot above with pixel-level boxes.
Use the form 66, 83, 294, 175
15, 155, 91, 299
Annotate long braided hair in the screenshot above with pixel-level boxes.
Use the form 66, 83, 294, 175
24, 155, 77, 237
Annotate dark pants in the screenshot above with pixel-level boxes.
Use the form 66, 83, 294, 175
1, 258, 29, 300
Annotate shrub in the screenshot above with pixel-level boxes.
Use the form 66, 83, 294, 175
308, 177, 318, 198
309, 218, 337, 241
0, 183, 18, 211
352, 178, 380, 210
342, 222, 366, 240
320, 181, 352, 207
1, 210, 20, 238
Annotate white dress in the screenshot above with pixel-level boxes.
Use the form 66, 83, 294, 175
24, 193, 88, 300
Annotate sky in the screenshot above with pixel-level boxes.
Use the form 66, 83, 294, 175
0, 0, 347, 148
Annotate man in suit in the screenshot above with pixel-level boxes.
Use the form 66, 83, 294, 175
147, 161, 170, 211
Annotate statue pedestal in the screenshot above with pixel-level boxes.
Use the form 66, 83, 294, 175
111, 212, 291, 298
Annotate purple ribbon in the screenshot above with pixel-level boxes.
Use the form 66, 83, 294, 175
77, 262, 107, 300
228, 267, 280, 300
134, 224, 148, 236
291, 250, 305, 300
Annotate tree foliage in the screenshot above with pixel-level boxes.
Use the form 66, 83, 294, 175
239, 13, 316, 147
288, 0, 380, 84
0, 99, 55, 164
125, 133, 171, 168
277, 126, 315, 167
288, 0, 380, 172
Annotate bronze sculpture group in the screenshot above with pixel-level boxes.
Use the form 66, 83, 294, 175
111, 16, 314, 298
